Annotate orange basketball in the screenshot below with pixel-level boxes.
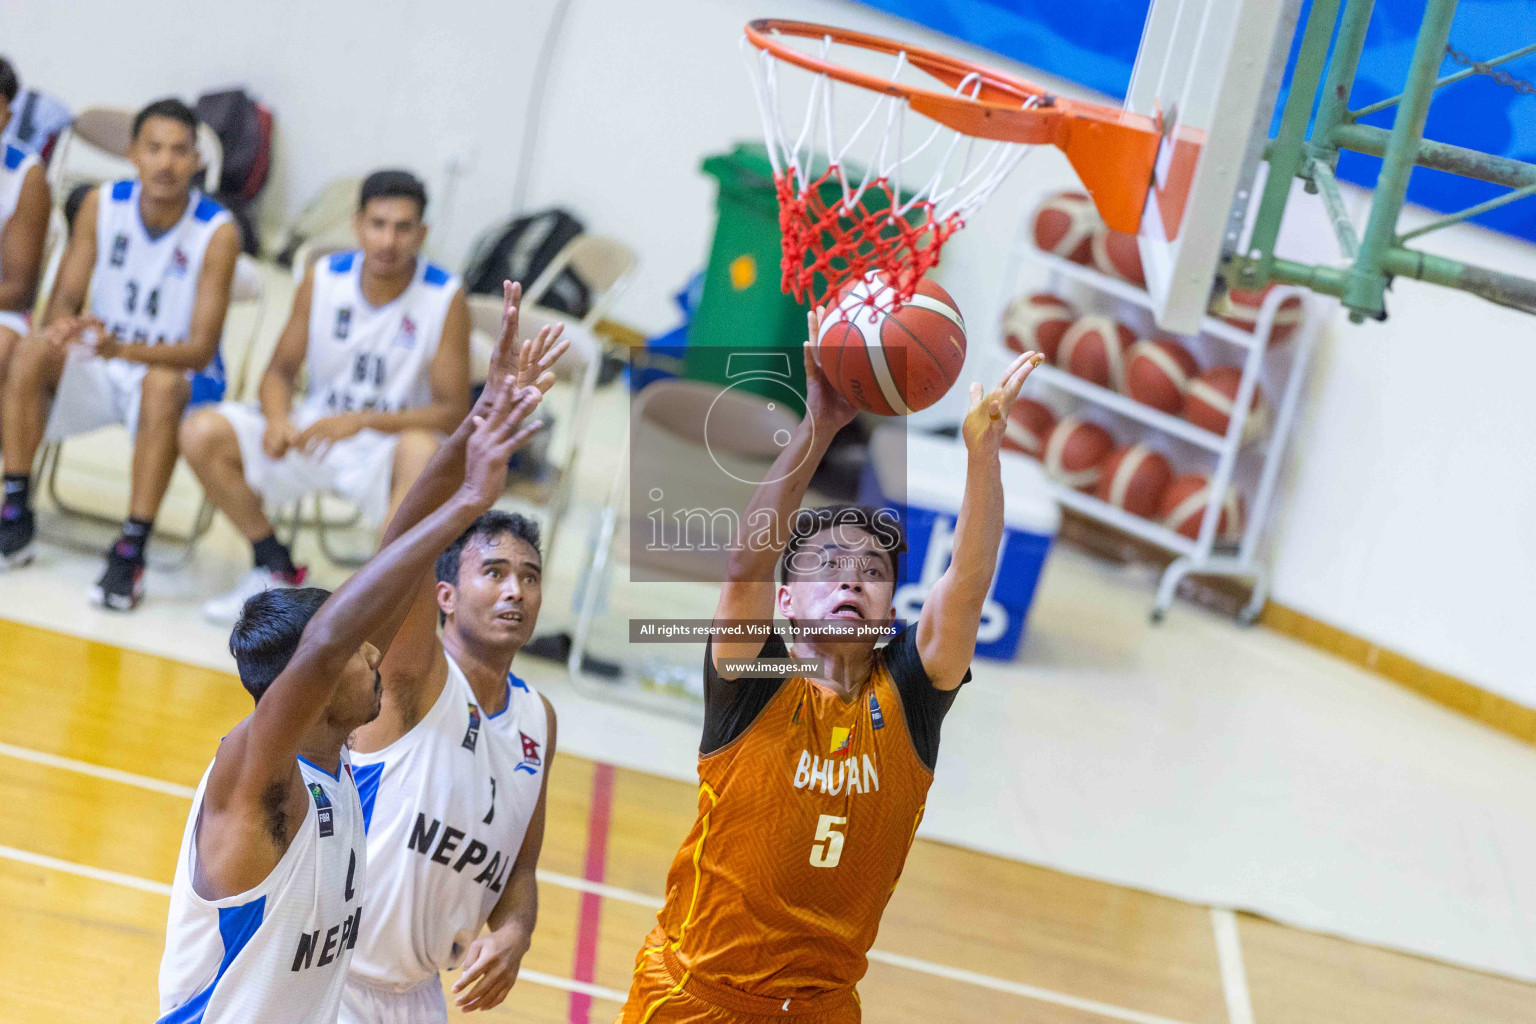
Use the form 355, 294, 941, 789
1042, 415, 1114, 491
1158, 473, 1246, 543
1002, 397, 1056, 459
1095, 444, 1173, 518
1090, 226, 1145, 286
1125, 338, 1199, 414
1032, 191, 1100, 264
1184, 366, 1269, 441
1058, 315, 1135, 392
1002, 292, 1076, 363
816, 274, 967, 416
1216, 284, 1303, 341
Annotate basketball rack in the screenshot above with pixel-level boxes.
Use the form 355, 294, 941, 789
1230, 0, 1536, 322
995, 197, 1326, 623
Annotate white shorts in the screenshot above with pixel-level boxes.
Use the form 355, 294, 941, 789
0, 310, 30, 338
339, 975, 447, 1024
44, 354, 153, 440
217, 402, 397, 527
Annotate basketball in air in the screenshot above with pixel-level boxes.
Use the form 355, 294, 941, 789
814, 273, 967, 416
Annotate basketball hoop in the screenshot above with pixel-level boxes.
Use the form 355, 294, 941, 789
744, 19, 1161, 313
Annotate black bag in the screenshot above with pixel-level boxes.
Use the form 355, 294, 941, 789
194, 88, 275, 255
463, 208, 591, 320
194, 88, 273, 200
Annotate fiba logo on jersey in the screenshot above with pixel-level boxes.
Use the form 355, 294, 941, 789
393, 315, 418, 349
462, 705, 481, 752
109, 233, 128, 267
308, 783, 335, 838
515, 732, 541, 775
168, 247, 190, 277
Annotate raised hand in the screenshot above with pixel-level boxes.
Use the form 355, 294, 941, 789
460, 376, 545, 511
962, 350, 1044, 454
801, 304, 859, 434
470, 281, 569, 424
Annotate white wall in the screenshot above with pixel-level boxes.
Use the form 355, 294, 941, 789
5, 0, 1536, 706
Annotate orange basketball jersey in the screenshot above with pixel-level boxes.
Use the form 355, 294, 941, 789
641, 626, 967, 1005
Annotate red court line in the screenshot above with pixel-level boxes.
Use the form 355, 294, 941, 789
569, 761, 616, 1024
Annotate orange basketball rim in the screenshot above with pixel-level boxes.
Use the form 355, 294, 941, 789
744, 19, 1162, 309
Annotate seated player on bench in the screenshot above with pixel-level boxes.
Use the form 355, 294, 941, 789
180, 169, 470, 623
0, 98, 238, 610
0, 56, 52, 400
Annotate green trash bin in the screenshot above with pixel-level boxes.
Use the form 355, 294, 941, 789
684, 142, 808, 412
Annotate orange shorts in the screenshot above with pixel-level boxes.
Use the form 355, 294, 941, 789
616, 937, 860, 1024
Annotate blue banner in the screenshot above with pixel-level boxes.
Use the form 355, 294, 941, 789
854, 0, 1536, 244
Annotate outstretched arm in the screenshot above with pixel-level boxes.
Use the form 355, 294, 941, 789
206, 383, 540, 835
712, 306, 857, 668
915, 350, 1043, 689
451, 695, 557, 1012
376, 280, 567, 684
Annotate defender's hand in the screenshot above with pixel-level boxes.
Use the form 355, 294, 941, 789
262, 418, 299, 459
451, 926, 529, 1011
962, 350, 1044, 455
801, 305, 858, 434
460, 378, 544, 511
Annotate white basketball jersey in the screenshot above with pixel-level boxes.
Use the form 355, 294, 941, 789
348, 657, 549, 989
0, 143, 39, 246
92, 180, 230, 366
158, 755, 367, 1024
300, 250, 459, 423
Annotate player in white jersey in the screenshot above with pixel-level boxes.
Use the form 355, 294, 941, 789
341, 285, 569, 1022
158, 352, 548, 1024
0, 58, 51, 371
0, 98, 239, 609
181, 169, 470, 623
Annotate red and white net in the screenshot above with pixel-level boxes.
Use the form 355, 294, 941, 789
746, 30, 1040, 315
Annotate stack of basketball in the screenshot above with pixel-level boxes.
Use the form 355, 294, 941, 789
1031, 191, 1145, 286
1001, 399, 1244, 544
1006, 291, 1272, 446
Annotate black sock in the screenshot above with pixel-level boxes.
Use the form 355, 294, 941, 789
2, 473, 29, 512
115, 517, 153, 561
252, 533, 295, 574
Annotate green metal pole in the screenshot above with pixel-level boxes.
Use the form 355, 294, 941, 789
1332, 123, 1536, 189
1239, 0, 1343, 288
1342, 0, 1460, 321
1311, 0, 1378, 166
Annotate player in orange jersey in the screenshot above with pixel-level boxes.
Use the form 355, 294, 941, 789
618, 308, 1044, 1023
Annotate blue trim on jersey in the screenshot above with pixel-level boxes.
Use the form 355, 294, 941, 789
155, 896, 266, 1024
509, 671, 529, 692
486, 678, 515, 720
3, 144, 25, 170
353, 761, 385, 833
297, 755, 340, 780
327, 250, 357, 274
422, 263, 450, 287
193, 195, 224, 222
110, 179, 134, 201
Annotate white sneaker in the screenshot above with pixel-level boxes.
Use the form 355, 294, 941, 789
203, 566, 308, 624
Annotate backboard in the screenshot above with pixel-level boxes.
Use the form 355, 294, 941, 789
1128, 0, 1303, 332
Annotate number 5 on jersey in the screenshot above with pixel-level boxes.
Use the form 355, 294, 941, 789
809, 814, 846, 868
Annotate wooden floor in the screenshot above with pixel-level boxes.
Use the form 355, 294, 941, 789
1, 618, 1532, 1024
